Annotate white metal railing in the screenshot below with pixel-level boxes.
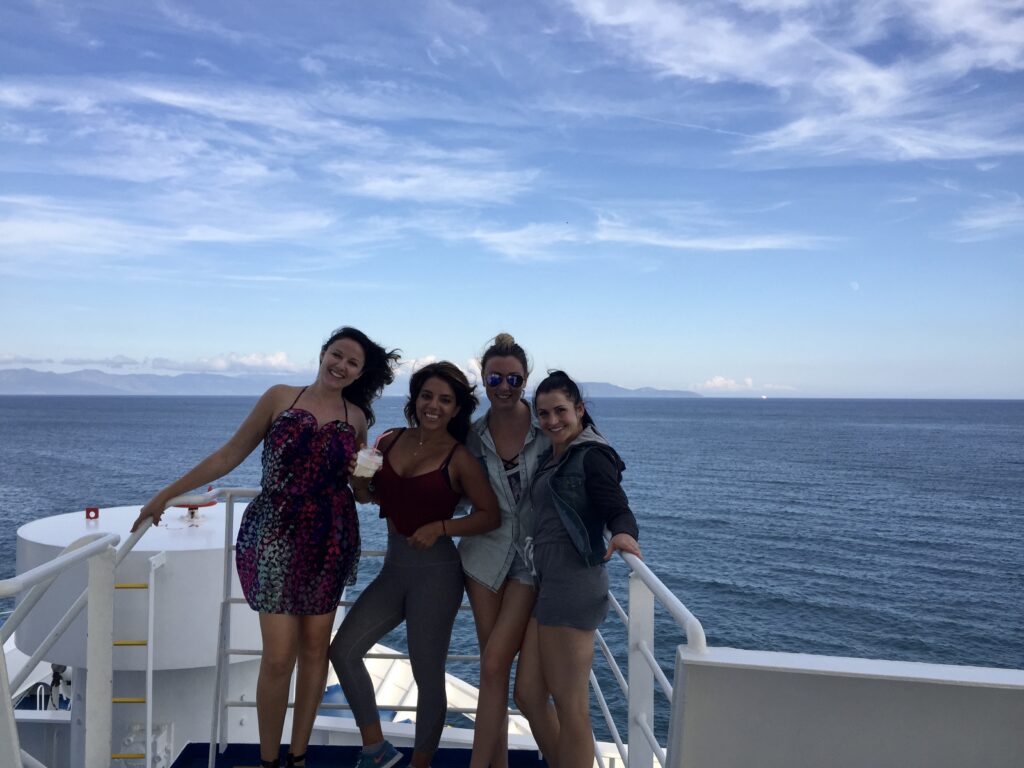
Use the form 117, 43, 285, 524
589, 550, 708, 768
3, 493, 706, 768
1, 516, 158, 768
175, 486, 260, 768
1, 531, 123, 768
197, 483, 706, 768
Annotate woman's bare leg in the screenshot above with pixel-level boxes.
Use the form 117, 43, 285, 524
287, 611, 337, 761
513, 618, 561, 767
536, 625, 594, 768
257, 613, 300, 763
468, 579, 535, 768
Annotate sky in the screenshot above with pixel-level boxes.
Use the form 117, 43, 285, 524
1, 1, 1022, 398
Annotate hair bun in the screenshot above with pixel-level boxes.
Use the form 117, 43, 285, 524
494, 332, 516, 347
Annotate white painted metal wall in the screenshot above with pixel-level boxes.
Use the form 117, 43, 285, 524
669, 646, 1024, 768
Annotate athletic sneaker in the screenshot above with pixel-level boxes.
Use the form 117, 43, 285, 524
354, 740, 402, 768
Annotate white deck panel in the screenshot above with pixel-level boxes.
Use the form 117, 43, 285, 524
671, 646, 1024, 768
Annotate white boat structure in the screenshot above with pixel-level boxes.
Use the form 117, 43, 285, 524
2, 487, 1022, 768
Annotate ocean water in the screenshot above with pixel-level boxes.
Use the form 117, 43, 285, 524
1, 396, 1022, 736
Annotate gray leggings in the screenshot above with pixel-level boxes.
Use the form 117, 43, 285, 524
329, 533, 464, 756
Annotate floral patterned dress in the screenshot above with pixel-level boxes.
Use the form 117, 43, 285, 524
235, 407, 360, 614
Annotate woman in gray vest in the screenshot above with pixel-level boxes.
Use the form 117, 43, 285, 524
528, 370, 641, 768
461, 334, 559, 768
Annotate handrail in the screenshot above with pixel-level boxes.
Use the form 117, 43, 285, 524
0, 528, 128, 768
192, 490, 709, 768
619, 551, 706, 652
0, 533, 121, 599
165, 487, 260, 508
578, 546, 711, 768
2, 534, 110, 644
6, 525, 153, 694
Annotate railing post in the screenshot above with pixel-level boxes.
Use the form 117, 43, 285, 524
147, 551, 166, 768
85, 544, 116, 768
627, 570, 655, 768
209, 493, 238, 767
0, 633, 23, 767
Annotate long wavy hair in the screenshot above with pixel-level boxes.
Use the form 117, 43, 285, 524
403, 361, 478, 443
321, 326, 400, 427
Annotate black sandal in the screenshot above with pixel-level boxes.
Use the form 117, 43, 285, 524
260, 761, 279, 768
286, 753, 306, 767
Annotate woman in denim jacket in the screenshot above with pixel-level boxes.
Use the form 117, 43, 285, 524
528, 370, 641, 768
461, 334, 558, 768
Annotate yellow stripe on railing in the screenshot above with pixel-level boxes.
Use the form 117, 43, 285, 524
112, 697, 146, 704
112, 754, 146, 760
113, 640, 147, 646
114, 583, 148, 589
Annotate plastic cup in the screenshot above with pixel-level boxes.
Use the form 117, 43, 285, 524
353, 447, 383, 478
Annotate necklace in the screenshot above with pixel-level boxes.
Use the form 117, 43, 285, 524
411, 428, 428, 456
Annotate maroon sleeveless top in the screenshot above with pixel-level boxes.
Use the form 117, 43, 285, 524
376, 429, 462, 536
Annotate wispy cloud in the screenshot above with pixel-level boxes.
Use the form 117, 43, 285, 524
0, 355, 55, 366
695, 375, 755, 392
62, 355, 140, 369
567, 0, 1024, 161
467, 223, 582, 261
151, 352, 303, 374
299, 55, 327, 76
951, 195, 1024, 240
595, 217, 825, 252
155, 0, 250, 45
326, 160, 537, 204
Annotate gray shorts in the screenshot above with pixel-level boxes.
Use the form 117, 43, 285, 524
532, 541, 609, 630
506, 550, 535, 587
466, 549, 535, 590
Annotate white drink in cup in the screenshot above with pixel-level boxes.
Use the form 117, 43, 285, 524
353, 447, 383, 478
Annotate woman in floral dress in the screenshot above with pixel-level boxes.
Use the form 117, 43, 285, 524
133, 326, 399, 768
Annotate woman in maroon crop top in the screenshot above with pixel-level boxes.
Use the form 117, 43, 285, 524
329, 361, 499, 768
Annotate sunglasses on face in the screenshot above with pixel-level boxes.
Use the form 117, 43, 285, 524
485, 373, 525, 389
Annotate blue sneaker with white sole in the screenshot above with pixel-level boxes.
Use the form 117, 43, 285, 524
354, 740, 402, 768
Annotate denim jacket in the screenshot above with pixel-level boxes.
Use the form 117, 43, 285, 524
535, 426, 638, 567
458, 412, 550, 591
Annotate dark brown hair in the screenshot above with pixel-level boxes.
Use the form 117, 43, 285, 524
321, 326, 400, 427
403, 361, 478, 443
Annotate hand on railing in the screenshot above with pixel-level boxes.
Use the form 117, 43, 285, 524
130, 487, 260, 533
131, 500, 165, 532
131, 487, 221, 531
604, 532, 642, 561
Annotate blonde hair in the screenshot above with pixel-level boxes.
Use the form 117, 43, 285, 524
481, 332, 530, 375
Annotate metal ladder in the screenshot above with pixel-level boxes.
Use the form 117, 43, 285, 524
110, 551, 166, 767
202, 489, 261, 768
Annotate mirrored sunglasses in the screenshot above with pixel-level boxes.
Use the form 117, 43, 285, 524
485, 373, 525, 389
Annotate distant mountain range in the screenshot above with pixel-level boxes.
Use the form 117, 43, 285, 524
0, 368, 701, 398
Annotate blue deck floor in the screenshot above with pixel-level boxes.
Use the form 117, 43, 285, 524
171, 744, 548, 768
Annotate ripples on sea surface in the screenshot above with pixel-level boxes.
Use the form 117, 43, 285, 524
2, 396, 1022, 737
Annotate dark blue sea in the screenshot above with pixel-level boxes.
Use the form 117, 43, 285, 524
2, 396, 1022, 736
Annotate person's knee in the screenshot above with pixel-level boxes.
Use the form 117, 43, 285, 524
327, 635, 357, 673
549, 688, 589, 721
260, 648, 296, 680
479, 648, 512, 686
299, 634, 331, 665
512, 677, 546, 716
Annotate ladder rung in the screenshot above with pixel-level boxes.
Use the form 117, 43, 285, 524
113, 640, 147, 646
115, 583, 149, 589
112, 755, 146, 760
112, 697, 146, 704
226, 648, 262, 656
227, 597, 248, 604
